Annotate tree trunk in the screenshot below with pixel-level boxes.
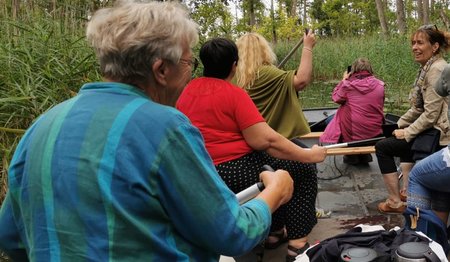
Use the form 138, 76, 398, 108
271, 0, 277, 43
249, 0, 256, 26
302, 0, 307, 25
417, 0, 424, 24
423, 0, 430, 24
12, 0, 19, 37
439, 7, 450, 29
12, 0, 19, 20
375, 0, 389, 37
396, 0, 407, 34
290, 0, 297, 17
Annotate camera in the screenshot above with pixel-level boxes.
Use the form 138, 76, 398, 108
347, 65, 352, 73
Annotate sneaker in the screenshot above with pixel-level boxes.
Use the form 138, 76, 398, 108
377, 199, 406, 214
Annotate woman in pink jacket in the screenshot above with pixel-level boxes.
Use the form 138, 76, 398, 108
320, 58, 385, 164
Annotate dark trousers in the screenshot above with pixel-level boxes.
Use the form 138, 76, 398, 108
375, 136, 414, 174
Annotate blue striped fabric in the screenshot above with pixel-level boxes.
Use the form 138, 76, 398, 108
0, 82, 271, 261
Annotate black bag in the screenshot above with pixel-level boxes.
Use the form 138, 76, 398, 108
305, 227, 432, 262
411, 128, 441, 161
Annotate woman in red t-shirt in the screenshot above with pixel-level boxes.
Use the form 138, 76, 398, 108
177, 38, 326, 261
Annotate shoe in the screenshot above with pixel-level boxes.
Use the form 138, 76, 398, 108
264, 229, 288, 249
358, 154, 373, 163
286, 242, 310, 262
343, 155, 360, 165
316, 207, 332, 218
377, 199, 406, 214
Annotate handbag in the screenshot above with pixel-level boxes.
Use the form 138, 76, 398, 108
411, 128, 441, 161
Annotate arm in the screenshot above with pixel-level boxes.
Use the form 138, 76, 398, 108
396, 65, 446, 140
403, 87, 445, 141
292, 30, 316, 91
242, 122, 326, 163
157, 122, 292, 256
331, 72, 351, 104
398, 65, 446, 129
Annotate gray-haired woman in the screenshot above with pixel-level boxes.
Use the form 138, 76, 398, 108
0, 2, 294, 261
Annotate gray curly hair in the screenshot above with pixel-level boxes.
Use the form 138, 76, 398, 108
86, 1, 199, 87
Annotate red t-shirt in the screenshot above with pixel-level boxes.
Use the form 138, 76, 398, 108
176, 77, 265, 165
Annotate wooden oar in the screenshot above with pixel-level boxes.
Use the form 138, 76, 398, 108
277, 38, 304, 69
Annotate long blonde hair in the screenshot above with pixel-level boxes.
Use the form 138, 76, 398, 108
235, 33, 277, 89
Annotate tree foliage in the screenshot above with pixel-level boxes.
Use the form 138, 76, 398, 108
187, 0, 235, 42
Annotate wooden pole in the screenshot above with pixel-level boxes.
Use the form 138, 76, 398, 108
277, 38, 304, 69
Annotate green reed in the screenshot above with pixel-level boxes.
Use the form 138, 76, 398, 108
275, 34, 421, 115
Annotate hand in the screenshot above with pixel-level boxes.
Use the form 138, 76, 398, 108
259, 169, 293, 206
393, 129, 405, 139
310, 144, 327, 162
342, 71, 350, 80
303, 29, 316, 50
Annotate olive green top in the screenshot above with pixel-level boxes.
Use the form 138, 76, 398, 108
243, 65, 310, 139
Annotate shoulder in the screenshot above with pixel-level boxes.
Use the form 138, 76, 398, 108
428, 59, 447, 77
259, 65, 293, 76
257, 65, 296, 88
139, 101, 191, 129
369, 76, 385, 87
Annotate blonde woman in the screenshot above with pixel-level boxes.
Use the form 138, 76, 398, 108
234, 31, 315, 141
234, 31, 317, 261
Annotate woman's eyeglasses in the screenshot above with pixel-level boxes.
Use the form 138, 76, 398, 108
419, 24, 438, 31
179, 57, 199, 71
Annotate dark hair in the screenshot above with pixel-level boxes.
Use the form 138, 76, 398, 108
413, 25, 450, 55
199, 38, 239, 79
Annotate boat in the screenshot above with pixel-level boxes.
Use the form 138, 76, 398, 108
221, 108, 405, 262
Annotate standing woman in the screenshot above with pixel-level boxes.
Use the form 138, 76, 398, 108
375, 25, 450, 214
234, 31, 315, 142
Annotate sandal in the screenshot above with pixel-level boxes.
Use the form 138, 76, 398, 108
264, 229, 288, 249
286, 242, 310, 262
377, 199, 406, 214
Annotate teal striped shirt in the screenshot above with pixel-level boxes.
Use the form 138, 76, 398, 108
0, 82, 271, 261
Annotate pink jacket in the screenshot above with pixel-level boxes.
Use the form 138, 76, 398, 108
320, 72, 385, 144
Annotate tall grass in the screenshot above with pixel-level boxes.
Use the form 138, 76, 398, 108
275, 34, 423, 115
0, 16, 100, 204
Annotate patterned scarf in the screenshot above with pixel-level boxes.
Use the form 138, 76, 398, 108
410, 55, 438, 109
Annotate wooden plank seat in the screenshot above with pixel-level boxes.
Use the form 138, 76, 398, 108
326, 146, 375, 156
299, 131, 323, 139
299, 132, 376, 156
